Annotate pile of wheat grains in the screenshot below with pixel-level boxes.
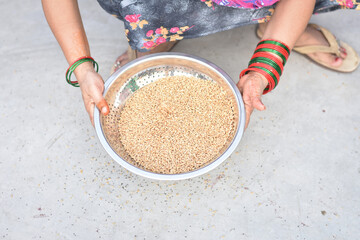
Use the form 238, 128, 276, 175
118, 76, 235, 174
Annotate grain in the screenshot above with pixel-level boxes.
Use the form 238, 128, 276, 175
118, 76, 235, 174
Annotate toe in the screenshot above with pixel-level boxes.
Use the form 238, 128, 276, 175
115, 51, 129, 63
111, 50, 131, 74
340, 47, 347, 59
331, 56, 343, 67
308, 52, 343, 68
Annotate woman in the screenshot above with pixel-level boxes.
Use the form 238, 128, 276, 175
41, 0, 359, 127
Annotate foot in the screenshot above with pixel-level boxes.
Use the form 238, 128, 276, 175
258, 23, 347, 68
295, 25, 347, 68
111, 41, 179, 74
111, 50, 133, 73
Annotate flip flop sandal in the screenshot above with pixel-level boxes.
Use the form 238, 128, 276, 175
256, 23, 359, 73
110, 41, 179, 75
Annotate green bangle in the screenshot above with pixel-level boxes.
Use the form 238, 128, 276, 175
257, 40, 290, 54
65, 57, 99, 87
249, 57, 282, 76
251, 65, 279, 87
254, 48, 287, 64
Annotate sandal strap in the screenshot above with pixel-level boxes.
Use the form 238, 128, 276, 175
293, 24, 342, 57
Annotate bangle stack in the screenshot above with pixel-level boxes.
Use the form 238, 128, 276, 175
240, 39, 290, 94
65, 56, 99, 87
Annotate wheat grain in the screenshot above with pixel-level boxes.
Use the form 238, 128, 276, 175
118, 76, 235, 174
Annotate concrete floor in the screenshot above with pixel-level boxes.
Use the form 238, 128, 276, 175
1, 1, 360, 239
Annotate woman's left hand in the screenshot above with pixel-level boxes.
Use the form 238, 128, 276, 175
237, 71, 269, 129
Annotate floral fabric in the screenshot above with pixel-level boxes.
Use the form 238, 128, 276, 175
97, 0, 360, 52
211, 0, 280, 9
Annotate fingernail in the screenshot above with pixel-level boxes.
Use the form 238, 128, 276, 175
102, 107, 108, 114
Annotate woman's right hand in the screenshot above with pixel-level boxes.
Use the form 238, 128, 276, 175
42, 0, 109, 125
237, 71, 269, 129
75, 62, 110, 126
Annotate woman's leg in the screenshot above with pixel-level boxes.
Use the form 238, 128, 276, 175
258, 23, 347, 68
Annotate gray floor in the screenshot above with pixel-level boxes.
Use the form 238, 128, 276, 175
1, 1, 360, 239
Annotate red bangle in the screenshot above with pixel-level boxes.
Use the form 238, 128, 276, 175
240, 68, 274, 90
69, 56, 95, 66
65, 56, 98, 87
248, 62, 280, 85
240, 39, 291, 94
240, 67, 275, 94
250, 52, 284, 72
255, 44, 290, 60
65, 56, 95, 74
258, 39, 291, 53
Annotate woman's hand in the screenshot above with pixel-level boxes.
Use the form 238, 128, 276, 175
237, 71, 269, 129
75, 62, 110, 126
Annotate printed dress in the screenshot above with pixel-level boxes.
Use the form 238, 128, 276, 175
97, 0, 359, 52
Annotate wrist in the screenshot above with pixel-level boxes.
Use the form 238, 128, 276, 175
247, 71, 269, 89
74, 61, 96, 84
65, 56, 99, 87
240, 39, 291, 94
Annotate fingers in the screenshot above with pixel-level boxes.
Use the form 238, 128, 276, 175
82, 85, 109, 126
96, 99, 110, 115
252, 96, 266, 111
89, 103, 95, 127
90, 84, 110, 116
85, 99, 108, 127
77, 70, 110, 125
244, 103, 253, 129
92, 93, 109, 127
83, 99, 95, 126
243, 96, 266, 129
